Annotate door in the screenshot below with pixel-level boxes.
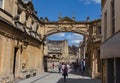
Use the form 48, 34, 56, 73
107, 59, 114, 83
116, 58, 120, 83
13, 47, 18, 78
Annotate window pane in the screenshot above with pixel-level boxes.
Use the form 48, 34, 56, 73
0, 0, 2, 8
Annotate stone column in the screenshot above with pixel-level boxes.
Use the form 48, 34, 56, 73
92, 48, 98, 78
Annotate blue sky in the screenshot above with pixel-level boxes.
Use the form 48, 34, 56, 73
32, 0, 101, 46
46, 32, 83, 46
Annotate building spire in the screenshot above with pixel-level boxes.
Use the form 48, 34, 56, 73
86, 16, 90, 22
72, 11, 75, 21
58, 12, 62, 20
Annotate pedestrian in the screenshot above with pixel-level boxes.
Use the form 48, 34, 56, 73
62, 63, 65, 72
62, 64, 68, 82
81, 62, 83, 75
80, 60, 85, 75
58, 63, 62, 72
73, 62, 77, 72
52, 63, 55, 71
83, 60, 86, 72
67, 64, 70, 72
79, 62, 81, 72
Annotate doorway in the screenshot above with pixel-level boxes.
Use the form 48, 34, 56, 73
116, 58, 120, 83
107, 59, 114, 83
13, 47, 18, 78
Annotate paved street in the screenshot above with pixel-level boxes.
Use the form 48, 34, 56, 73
18, 69, 101, 83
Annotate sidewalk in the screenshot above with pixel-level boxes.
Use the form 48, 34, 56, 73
17, 72, 51, 83
17, 68, 58, 83
16, 68, 101, 83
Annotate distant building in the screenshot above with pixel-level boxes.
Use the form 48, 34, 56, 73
44, 39, 69, 71
47, 39, 69, 61
69, 45, 79, 63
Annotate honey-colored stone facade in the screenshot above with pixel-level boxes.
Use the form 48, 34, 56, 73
0, 0, 44, 82
0, 0, 103, 82
79, 19, 102, 79
87, 19, 102, 78
44, 40, 69, 71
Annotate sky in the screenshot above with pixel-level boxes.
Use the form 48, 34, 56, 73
46, 32, 83, 46
32, 0, 101, 46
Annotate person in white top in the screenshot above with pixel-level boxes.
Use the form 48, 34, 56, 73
67, 64, 70, 72
62, 64, 65, 73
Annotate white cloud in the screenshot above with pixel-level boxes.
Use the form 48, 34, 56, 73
72, 33, 83, 40
72, 40, 81, 44
71, 39, 83, 46
66, 35, 72, 39
48, 33, 83, 46
80, 0, 101, 4
56, 33, 65, 37
92, 0, 101, 4
65, 33, 83, 46
70, 33, 83, 46
66, 33, 83, 40
50, 33, 65, 37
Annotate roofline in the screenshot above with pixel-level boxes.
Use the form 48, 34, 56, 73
43, 18, 101, 24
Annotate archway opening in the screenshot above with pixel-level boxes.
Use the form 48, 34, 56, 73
47, 32, 84, 47
44, 32, 84, 72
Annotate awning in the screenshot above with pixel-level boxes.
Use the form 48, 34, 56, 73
101, 31, 120, 59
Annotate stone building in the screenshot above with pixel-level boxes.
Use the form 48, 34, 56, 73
86, 19, 102, 78
0, 0, 103, 82
0, 0, 44, 82
79, 19, 102, 79
69, 45, 79, 63
101, 0, 120, 83
44, 39, 69, 71
79, 42, 84, 60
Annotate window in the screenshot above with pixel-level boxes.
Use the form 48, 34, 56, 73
0, 0, 3, 8
104, 12, 107, 40
98, 26, 101, 34
111, 0, 115, 34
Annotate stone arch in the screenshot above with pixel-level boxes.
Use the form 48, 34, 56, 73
42, 17, 89, 40
43, 31, 85, 40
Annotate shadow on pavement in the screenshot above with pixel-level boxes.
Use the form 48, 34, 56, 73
68, 68, 91, 77
30, 73, 51, 83
57, 78, 101, 83
47, 71, 61, 74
